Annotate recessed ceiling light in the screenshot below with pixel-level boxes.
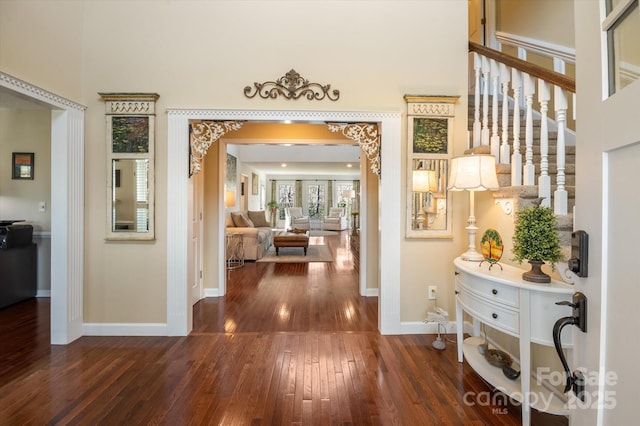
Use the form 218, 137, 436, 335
346, 163, 353, 168
281, 163, 287, 168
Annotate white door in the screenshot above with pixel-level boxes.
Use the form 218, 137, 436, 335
572, 3, 640, 424
189, 164, 204, 306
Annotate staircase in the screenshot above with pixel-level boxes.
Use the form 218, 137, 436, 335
466, 42, 577, 250
466, 97, 576, 247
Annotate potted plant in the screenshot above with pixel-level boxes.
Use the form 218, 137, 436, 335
267, 200, 281, 227
512, 204, 564, 283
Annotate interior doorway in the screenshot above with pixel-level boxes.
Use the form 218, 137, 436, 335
167, 109, 403, 336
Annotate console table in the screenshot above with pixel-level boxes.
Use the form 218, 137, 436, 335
454, 257, 574, 426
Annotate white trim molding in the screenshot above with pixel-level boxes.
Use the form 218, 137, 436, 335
83, 323, 168, 336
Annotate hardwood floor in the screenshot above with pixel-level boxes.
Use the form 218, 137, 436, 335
0, 231, 567, 425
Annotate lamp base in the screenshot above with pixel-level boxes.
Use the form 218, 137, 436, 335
461, 249, 484, 262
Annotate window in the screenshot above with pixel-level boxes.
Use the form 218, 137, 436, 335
603, 0, 639, 95
306, 183, 326, 219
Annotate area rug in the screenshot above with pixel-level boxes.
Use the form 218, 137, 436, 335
309, 230, 338, 237
257, 245, 333, 263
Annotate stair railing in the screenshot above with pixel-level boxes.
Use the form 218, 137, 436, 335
469, 41, 575, 214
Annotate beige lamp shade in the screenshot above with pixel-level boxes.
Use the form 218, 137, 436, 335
225, 191, 235, 207
413, 169, 438, 193
342, 189, 356, 199
447, 154, 499, 191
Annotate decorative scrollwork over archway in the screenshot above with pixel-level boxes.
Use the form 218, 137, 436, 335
190, 121, 244, 175
244, 69, 340, 101
327, 123, 381, 177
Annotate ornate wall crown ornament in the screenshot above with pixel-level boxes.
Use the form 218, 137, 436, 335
244, 69, 340, 101
404, 95, 459, 117
327, 123, 380, 177
98, 93, 159, 115
189, 120, 244, 175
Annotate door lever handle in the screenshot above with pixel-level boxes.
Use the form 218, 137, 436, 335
553, 292, 587, 401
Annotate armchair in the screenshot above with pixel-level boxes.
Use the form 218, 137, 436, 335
285, 207, 310, 230
322, 207, 347, 231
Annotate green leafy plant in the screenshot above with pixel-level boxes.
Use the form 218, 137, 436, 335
512, 205, 563, 265
267, 200, 280, 211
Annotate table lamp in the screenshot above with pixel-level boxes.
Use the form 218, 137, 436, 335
412, 167, 438, 229
448, 154, 499, 261
225, 191, 235, 207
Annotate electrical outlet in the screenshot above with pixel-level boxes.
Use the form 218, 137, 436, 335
428, 285, 437, 300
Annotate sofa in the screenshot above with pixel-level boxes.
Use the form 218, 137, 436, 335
226, 211, 273, 260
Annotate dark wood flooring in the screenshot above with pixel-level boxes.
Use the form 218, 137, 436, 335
0, 231, 568, 425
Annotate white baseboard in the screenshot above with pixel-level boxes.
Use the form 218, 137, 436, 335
204, 288, 221, 297
36, 290, 51, 298
364, 288, 379, 297
83, 323, 167, 336
400, 320, 457, 335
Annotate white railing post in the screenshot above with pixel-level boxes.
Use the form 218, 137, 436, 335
537, 80, 551, 207
511, 69, 523, 186
554, 87, 568, 215
523, 73, 536, 185
490, 59, 500, 159
499, 63, 511, 164
473, 53, 482, 147
481, 55, 491, 146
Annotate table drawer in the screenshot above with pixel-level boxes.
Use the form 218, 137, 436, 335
458, 272, 519, 308
457, 289, 519, 336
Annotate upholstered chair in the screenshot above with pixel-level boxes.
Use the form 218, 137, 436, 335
322, 207, 347, 231
285, 207, 310, 230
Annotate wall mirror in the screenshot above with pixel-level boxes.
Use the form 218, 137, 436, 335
100, 93, 158, 240
111, 159, 151, 233
405, 95, 458, 238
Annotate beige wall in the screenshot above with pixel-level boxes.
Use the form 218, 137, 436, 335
1, 0, 468, 325
496, 0, 575, 48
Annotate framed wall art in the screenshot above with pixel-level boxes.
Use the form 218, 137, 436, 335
12, 152, 35, 180
404, 95, 459, 239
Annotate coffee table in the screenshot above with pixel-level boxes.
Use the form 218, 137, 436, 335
273, 230, 310, 255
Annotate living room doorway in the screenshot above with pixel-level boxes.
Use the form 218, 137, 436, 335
167, 109, 403, 336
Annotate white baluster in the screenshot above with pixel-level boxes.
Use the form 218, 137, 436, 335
499, 63, 511, 164
554, 87, 568, 214
523, 73, 536, 185
473, 53, 482, 147
511, 69, 522, 186
537, 80, 551, 207
481, 55, 490, 146
490, 59, 500, 159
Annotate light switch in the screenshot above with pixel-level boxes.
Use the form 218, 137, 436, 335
38, 201, 46, 212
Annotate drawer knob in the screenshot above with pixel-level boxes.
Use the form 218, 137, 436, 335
455, 290, 459, 295
492, 313, 498, 319
492, 289, 498, 295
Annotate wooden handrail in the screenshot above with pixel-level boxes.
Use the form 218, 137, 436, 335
469, 41, 575, 93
